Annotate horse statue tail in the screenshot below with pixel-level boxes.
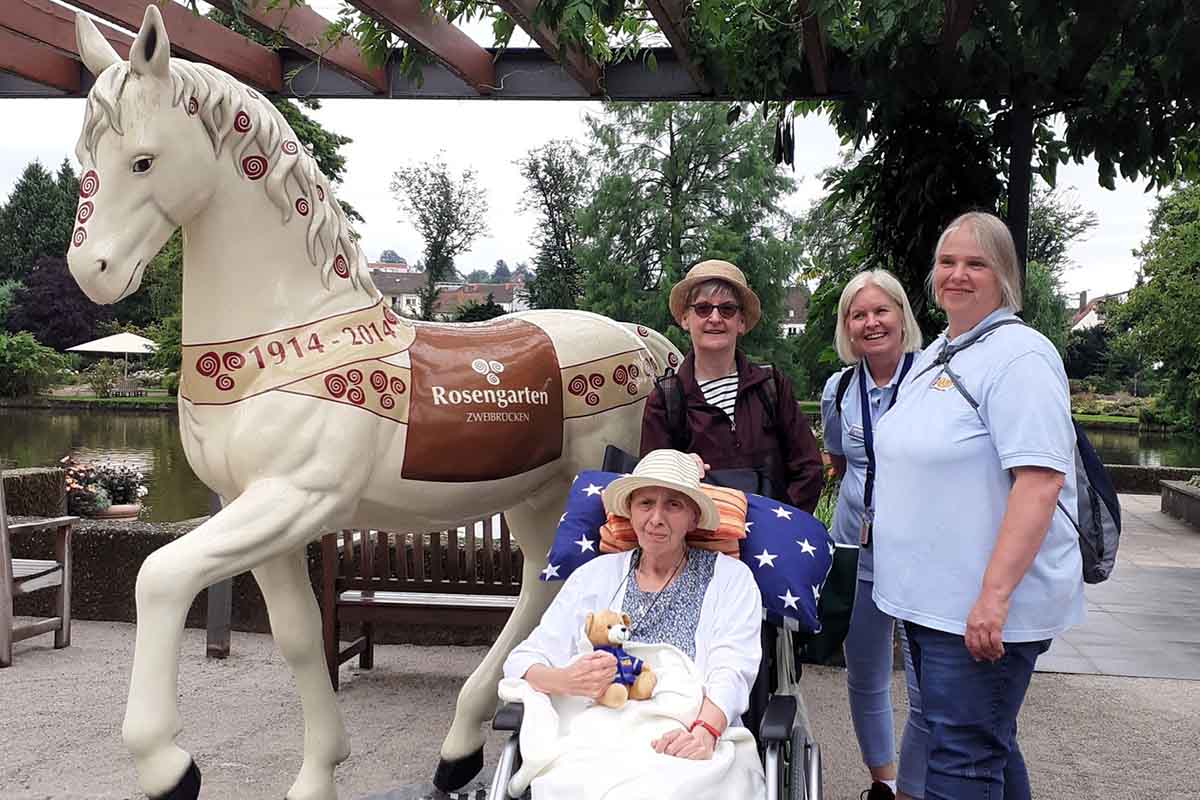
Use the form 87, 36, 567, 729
623, 323, 684, 377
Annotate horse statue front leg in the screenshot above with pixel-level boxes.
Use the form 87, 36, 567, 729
434, 485, 566, 791
122, 479, 350, 799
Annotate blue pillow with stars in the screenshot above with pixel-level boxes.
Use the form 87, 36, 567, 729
541, 471, 835, 634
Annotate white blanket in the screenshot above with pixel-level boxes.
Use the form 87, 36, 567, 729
497, 641, 766, 800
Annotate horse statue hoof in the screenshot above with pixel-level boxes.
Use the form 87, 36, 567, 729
432, 748, 483, 792
151, 760, 201, 800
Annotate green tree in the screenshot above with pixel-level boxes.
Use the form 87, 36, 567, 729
379, 249, 405, 263
0, 279, 22, 329
5, 256, 113, 350
1064, 325, 1112, 380
0, 331, 68, 398
518, 140, 589, 309
1107, 181, 1200, 424
111, 231, 183, 330
1021, 260, 1069, 354
454, 294, 507, 322
0, 160, 76, 282
577, 103, 798, 347
464, 269, 490, 283
390, 156, 490, 320
491, 259, 511, 283
1028, 186, 1099, 276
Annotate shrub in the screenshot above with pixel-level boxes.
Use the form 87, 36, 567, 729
1139, 397, 1186, 429
0, 331, 69, 397
83, 359, 124, 397
163, 371, 179, 396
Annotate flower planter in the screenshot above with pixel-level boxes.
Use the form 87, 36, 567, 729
90, 503, 142, 521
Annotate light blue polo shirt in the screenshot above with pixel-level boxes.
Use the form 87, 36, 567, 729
871, 308, 1086, 642
820, 356, 911, 580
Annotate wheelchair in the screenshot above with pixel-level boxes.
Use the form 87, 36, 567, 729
487, 447, 824, 799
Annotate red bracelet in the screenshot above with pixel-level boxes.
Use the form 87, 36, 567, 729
689, 719, 721, 740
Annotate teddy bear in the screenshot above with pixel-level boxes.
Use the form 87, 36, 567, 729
584, 609, 657, 708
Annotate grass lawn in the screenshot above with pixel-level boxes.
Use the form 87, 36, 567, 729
46, 394, 174, 407
1072, 413, 1140, 426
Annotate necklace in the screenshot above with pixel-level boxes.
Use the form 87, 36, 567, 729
610, 548, 688, 637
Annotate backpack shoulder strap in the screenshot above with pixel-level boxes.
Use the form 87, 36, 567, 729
655, 368, 688, 450
834, 367, 855, 415
756, 367, 779, 428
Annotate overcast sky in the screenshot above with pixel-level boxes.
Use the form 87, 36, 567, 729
1, 2, 1160, 301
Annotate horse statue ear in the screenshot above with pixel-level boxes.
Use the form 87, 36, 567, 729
130, 3, 170, 80
75, 12, 121, 77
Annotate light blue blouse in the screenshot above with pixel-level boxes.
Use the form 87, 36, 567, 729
820, 356, 910, 580
871, 308, 1086, 641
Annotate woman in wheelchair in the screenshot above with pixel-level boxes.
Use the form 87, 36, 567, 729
501, 450, 765, 796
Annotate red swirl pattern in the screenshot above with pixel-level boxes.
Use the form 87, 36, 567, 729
187, 97, 199, 116
332, 255, 350, 278
567, 375, 588, 396
627, 383, 639, 396
380, 394, 395, 410
612, 365, 628, 385
347, 368, 363, 385
585, 392, 600, 406
383, 308, 399, 324
282, 140, 299, 156
637, 325, 649, 337
347, 387, 366, 405
668, 352, 679, 367
79, 170, 99, 199
295, 197, 310, 216
215, 374, 235, 392
629, 364, 640, 378
222, 352, 245, 371
390, 377, 407, 395
234, 111, 252, 133
242, 155, 268, 180
370, 370, 388, 392
77, 201, 94, 224
324, 373, 347, 398
317, 186, 325, 202
588, 373, 605, 389
196, 351, 221, 378
71, 228, 87, 248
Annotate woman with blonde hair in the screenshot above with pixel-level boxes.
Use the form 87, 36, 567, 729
872, 212, 1084, 799
820, 268, 926, 800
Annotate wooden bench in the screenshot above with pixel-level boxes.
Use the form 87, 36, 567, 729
1, 478, 77, 667
320, 515, 523, 690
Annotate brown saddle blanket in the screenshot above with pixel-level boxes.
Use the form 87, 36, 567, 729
402, 317, 565, 482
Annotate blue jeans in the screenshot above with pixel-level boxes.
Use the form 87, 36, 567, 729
904, 622, 1051, 800
844, 579, 927, 798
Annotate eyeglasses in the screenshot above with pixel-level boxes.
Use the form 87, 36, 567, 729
689, 302, 741, 320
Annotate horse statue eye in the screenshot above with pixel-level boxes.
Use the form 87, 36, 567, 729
132, 157, 154, 174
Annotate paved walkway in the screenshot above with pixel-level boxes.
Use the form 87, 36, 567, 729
1040, 493, 1200, 680
2, 494, 1197, 799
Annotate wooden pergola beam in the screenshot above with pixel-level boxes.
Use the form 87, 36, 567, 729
66, 1, 283, 93
644, 0, 709, 94
941, 0, 976, 57
492, 0, 602, 95
795, 0, 829, 95
345, 0, 496, 95
0, 27, 80, 93
0, 0, 131, 60
205, 0, 387, 94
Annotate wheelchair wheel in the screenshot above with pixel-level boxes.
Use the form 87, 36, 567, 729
786, 720, 822, 800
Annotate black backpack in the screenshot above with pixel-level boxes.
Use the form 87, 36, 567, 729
654, 366, 783, 500
913, 319, 1122, 583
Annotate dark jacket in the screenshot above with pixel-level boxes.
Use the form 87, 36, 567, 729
640, 351, 824, 514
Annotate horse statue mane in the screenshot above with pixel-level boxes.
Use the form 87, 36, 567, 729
76, 45, 370, 292
67, 7, 683, 800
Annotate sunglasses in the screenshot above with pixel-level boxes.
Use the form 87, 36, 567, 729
688, 302, 741, 320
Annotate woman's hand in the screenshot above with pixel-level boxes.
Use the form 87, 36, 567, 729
689, 453, 710, 479
965, 589, 1009, 662
524, 651, 617, 699
651, 728, 716, 760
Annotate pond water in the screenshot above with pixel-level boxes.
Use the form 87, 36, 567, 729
2, 408, 1198, 522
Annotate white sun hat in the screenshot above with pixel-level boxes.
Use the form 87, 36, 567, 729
602, 449, 721, 532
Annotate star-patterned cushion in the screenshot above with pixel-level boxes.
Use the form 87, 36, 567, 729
541, 471, 835, 633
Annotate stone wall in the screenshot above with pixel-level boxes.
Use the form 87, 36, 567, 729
2, 468, 66, 516
1105, 464, 1200, 494
1161, 481, 1200, 530
8, 518, 505, 646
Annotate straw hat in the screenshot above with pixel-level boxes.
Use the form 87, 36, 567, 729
602, 449, 721, 532
668, 259, 762, 332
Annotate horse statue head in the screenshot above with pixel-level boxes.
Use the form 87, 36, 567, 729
68, 5, 368, 315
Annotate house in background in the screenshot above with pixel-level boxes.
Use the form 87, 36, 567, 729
431, 282, 529, 320
780, 286, 810, 336
1071, 289, 1131, 332
369, 268, 426, 316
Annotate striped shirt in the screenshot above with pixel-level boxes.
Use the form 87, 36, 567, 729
698, 371, 739, 428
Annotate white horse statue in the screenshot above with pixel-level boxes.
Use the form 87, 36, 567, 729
67, 7, 681, 799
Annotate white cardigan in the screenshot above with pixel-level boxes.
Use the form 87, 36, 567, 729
503, 549, 763, 726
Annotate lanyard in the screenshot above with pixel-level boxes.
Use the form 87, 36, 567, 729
859, 352, 913, 546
